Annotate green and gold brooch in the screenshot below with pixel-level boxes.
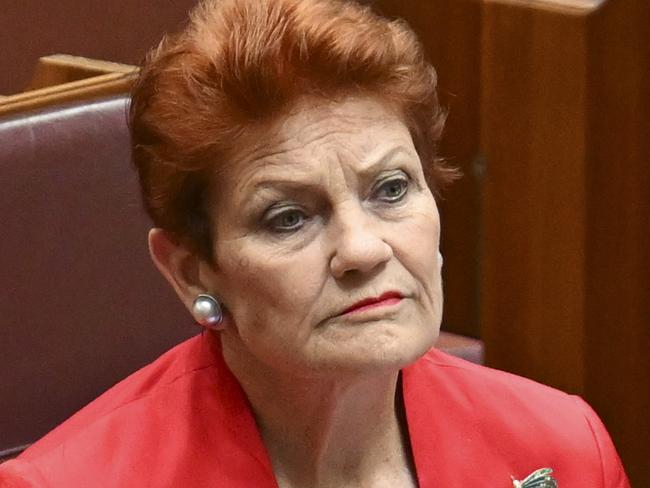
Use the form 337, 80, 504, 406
511, 468, 558, 488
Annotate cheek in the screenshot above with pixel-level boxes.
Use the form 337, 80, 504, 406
394, 210, 443, 309
400, 213, 441, 275
218, 243, 325, 333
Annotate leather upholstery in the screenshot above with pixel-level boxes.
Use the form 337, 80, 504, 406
0, 97, 192, 460
435, 331, 483, 365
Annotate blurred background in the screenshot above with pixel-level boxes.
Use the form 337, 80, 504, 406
1, 0, 648, 485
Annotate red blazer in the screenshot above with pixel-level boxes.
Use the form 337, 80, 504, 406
0, 332, 630, 487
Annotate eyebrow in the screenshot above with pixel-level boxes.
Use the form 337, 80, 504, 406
247, 145, 415, 194
355, 145, 416, 180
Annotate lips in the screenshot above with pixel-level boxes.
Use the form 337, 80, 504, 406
340, 291, 404, 315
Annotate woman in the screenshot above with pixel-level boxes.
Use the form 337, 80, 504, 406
0, 0, 630, 486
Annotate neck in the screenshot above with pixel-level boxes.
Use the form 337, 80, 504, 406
221, 339, 417, 487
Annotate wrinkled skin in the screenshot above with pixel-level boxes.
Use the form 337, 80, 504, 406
206, 95, 443, 379
149, 95, 445, 487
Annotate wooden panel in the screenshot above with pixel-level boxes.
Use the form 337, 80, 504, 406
376, 0, 483, 339
584, 0, 650, 484
26, 54, 136, 91
0, 55, 137, 117
0, 70, 137, 118
480, 0, 649, 484
480, 1, 589, 394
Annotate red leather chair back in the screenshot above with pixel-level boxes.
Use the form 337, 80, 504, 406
0, 97, 193, 460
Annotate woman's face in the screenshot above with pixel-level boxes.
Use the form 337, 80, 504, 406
207, 96, 443, 377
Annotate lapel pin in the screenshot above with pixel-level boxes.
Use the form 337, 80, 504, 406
511, 467, 558, 487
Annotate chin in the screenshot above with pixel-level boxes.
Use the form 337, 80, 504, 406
315, 323, 439, 375
374, 330, 438, 369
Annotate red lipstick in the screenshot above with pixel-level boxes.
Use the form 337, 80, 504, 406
341, 291, 404, 315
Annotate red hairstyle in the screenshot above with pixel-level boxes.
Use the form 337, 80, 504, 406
130, 0, 457, 261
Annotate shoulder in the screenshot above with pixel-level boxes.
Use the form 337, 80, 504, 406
415, 347, 573, 402
8, 333, 216, 462
404, 348, 630, 487
411, 347, 594, 431
0, 331, 274, 487
406, 348, 589, 439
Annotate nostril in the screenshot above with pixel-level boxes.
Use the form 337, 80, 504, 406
329, 237, 393, 278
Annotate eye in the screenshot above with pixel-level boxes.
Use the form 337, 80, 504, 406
264, 207, 307, 233
373, 176, 409, 203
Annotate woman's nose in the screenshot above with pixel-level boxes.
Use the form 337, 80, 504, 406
329, 204, 393, 279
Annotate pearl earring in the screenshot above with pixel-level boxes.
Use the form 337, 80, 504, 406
191, 294, 225, 330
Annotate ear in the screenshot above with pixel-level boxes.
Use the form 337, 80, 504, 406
148, 228, 215, 314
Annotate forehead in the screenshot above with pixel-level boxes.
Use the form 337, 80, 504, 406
222, 96, 416, 184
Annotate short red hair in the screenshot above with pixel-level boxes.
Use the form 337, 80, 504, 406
130, 0, 456, 261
